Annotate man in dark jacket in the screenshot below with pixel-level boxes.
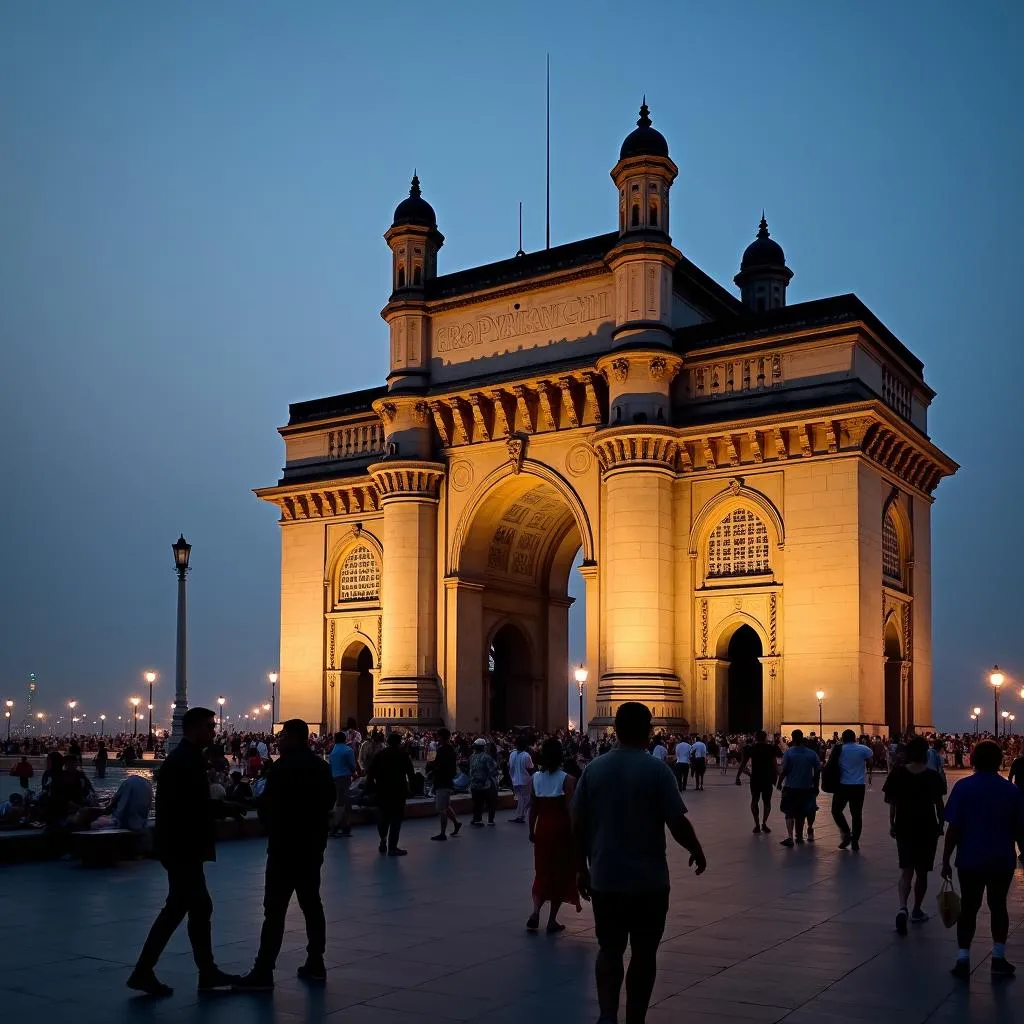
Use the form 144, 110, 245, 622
235, 719, 336, 990
129, 707, 238, 997
368, 732, 415, 856
431, 727, 462, 842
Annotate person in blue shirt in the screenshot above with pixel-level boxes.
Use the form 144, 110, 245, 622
328, 732, 356, 838
942, 739, 1024, 980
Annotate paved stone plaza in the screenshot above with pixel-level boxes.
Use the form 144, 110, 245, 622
0, 772, 1020, 1023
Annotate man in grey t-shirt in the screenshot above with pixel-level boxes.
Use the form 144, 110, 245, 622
573, 702, 706, 1024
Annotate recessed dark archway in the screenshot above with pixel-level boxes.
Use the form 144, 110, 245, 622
487, 623, 533, 732
884, 617, 903, 737
727, 624, 763, 733
340, 641, 375, 734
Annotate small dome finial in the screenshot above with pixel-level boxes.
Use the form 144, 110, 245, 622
757, 213, 769, 239
409, 172, 421, 199
638, 97, 651, 128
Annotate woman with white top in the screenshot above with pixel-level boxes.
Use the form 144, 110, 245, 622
527, 738, 580, 933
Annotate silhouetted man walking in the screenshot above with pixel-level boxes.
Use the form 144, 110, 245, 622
129, 707, 238, 997
368, 732, 416, 856
236, 719, 336, 990
573, 702, 707, 1024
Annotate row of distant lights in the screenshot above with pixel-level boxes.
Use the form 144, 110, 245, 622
4, 671, 279, 727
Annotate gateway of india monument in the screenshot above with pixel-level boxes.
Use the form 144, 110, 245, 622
256, 103, 957, 739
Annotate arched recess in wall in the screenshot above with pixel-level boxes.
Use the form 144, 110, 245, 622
688, 483, 785, 558
881, 490, 913, 590
325, 528, 384, 608
449, 459, 595, 576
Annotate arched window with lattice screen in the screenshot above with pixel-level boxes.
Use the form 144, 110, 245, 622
707, 509, 770, 578
338, 546, 380, 602
882, 510, 902, 584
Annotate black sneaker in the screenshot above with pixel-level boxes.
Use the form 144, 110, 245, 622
806, 828, 816, 842
126, 969, 173, 997
388, 848, 408, 857
838, 835, 852, 850
896, 909, 908, 936
795, 834, 805, 844
752, 824, 761, 834
851, 839, 860, 852
199, 968, 243, 991
780, 838, 794, 848
232, 971, 274, 992
951, 959, 971, 980
297, 959, 327, 983
430, 833, 447, 841
378, 840, 387, 854
452, 821, 462, 836
761, 824, 771, 834
992, 957, 1016, 978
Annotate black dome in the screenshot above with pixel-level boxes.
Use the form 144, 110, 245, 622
392, 174, 436, 228
619, 101, 669, 160
741, 216, 786, 269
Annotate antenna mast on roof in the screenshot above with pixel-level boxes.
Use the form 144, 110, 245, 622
516, 201, 525, 257
545, 53, 551, 250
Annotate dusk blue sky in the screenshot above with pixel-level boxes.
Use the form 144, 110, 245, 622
2, 2, 1020, 731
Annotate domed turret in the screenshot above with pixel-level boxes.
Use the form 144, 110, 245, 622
619, 100, 669, 160
734, 215, 793, 311
392, 174, 437, 229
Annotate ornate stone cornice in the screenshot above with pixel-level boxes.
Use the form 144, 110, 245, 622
590, 426, 681, 474
368, 460, 446, 501
254, 479, 380, 522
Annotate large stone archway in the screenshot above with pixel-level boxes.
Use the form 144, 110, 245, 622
445, 470, 587, 733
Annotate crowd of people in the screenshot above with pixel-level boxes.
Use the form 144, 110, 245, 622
5, 712, 1024, 1018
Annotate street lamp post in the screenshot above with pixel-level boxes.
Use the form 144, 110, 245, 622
217, 696, 225, 733
991, 666, 1004, 735
973, 707, 982, 737
170, 535, 192, 752
815, 690, 825, 736
268, 672, 278, 728
99, 714, 106, 737
262, 702, 271, 731
144, 671, 157, 751
574, 665, 588, 736
4, 700, 12, 741
130, 697, 141, 738
970, 713, 978, 734
1010, 714, 1016, 736
1001, 710, 1010, 737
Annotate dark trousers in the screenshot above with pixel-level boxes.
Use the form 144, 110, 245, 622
377, 799, 405, 851
692, 759, 706, 787
471, 786, 497, 823
957, 868, 1014, 950
831, 784, 866, 840
255, 854, 326, 973
672, 763, 689, 791
136, 860, 215, 974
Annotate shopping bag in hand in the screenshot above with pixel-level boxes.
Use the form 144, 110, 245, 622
936, 878, 961, 928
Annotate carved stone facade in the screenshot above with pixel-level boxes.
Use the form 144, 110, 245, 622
257, 103, 956, 737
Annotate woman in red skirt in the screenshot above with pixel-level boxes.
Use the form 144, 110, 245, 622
527, 738, 581, 933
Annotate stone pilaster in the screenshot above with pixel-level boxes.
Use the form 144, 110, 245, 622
589, 426, 685, 731
368, 461, 445, 728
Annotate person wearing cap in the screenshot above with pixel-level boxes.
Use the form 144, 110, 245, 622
469, 737, 499, 826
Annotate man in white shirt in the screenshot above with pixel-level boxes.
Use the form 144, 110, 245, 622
507, 735, 535, 823
831, 729, 874, 851
691, 738, 708, 791
672, 739, 692, 791
651, 736, 668, 761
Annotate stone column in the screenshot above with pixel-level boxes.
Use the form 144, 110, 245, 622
578, 561, 600, 733
368, 460, 445, 728
759, 656, 782, 735
589, 425, 685, 731
443, 576, 485, 731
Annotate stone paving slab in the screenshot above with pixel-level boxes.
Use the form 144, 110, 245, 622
0, 771, 1021, 1023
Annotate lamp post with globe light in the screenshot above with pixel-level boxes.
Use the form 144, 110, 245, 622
169, 535, 192, 752
574, 665, 588, 736
4, 700, 12, 740
217, 696, 225, 733
816, 690, 825, 737
130, 697, 141, 738
1001, 710, 1010, 737
144, 671, 157, 750
262, 703, 271, 730
991, 666, 1004, 734
268, 672, 278, 728
99, 714, 106, 737
973, 707, 982, 736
